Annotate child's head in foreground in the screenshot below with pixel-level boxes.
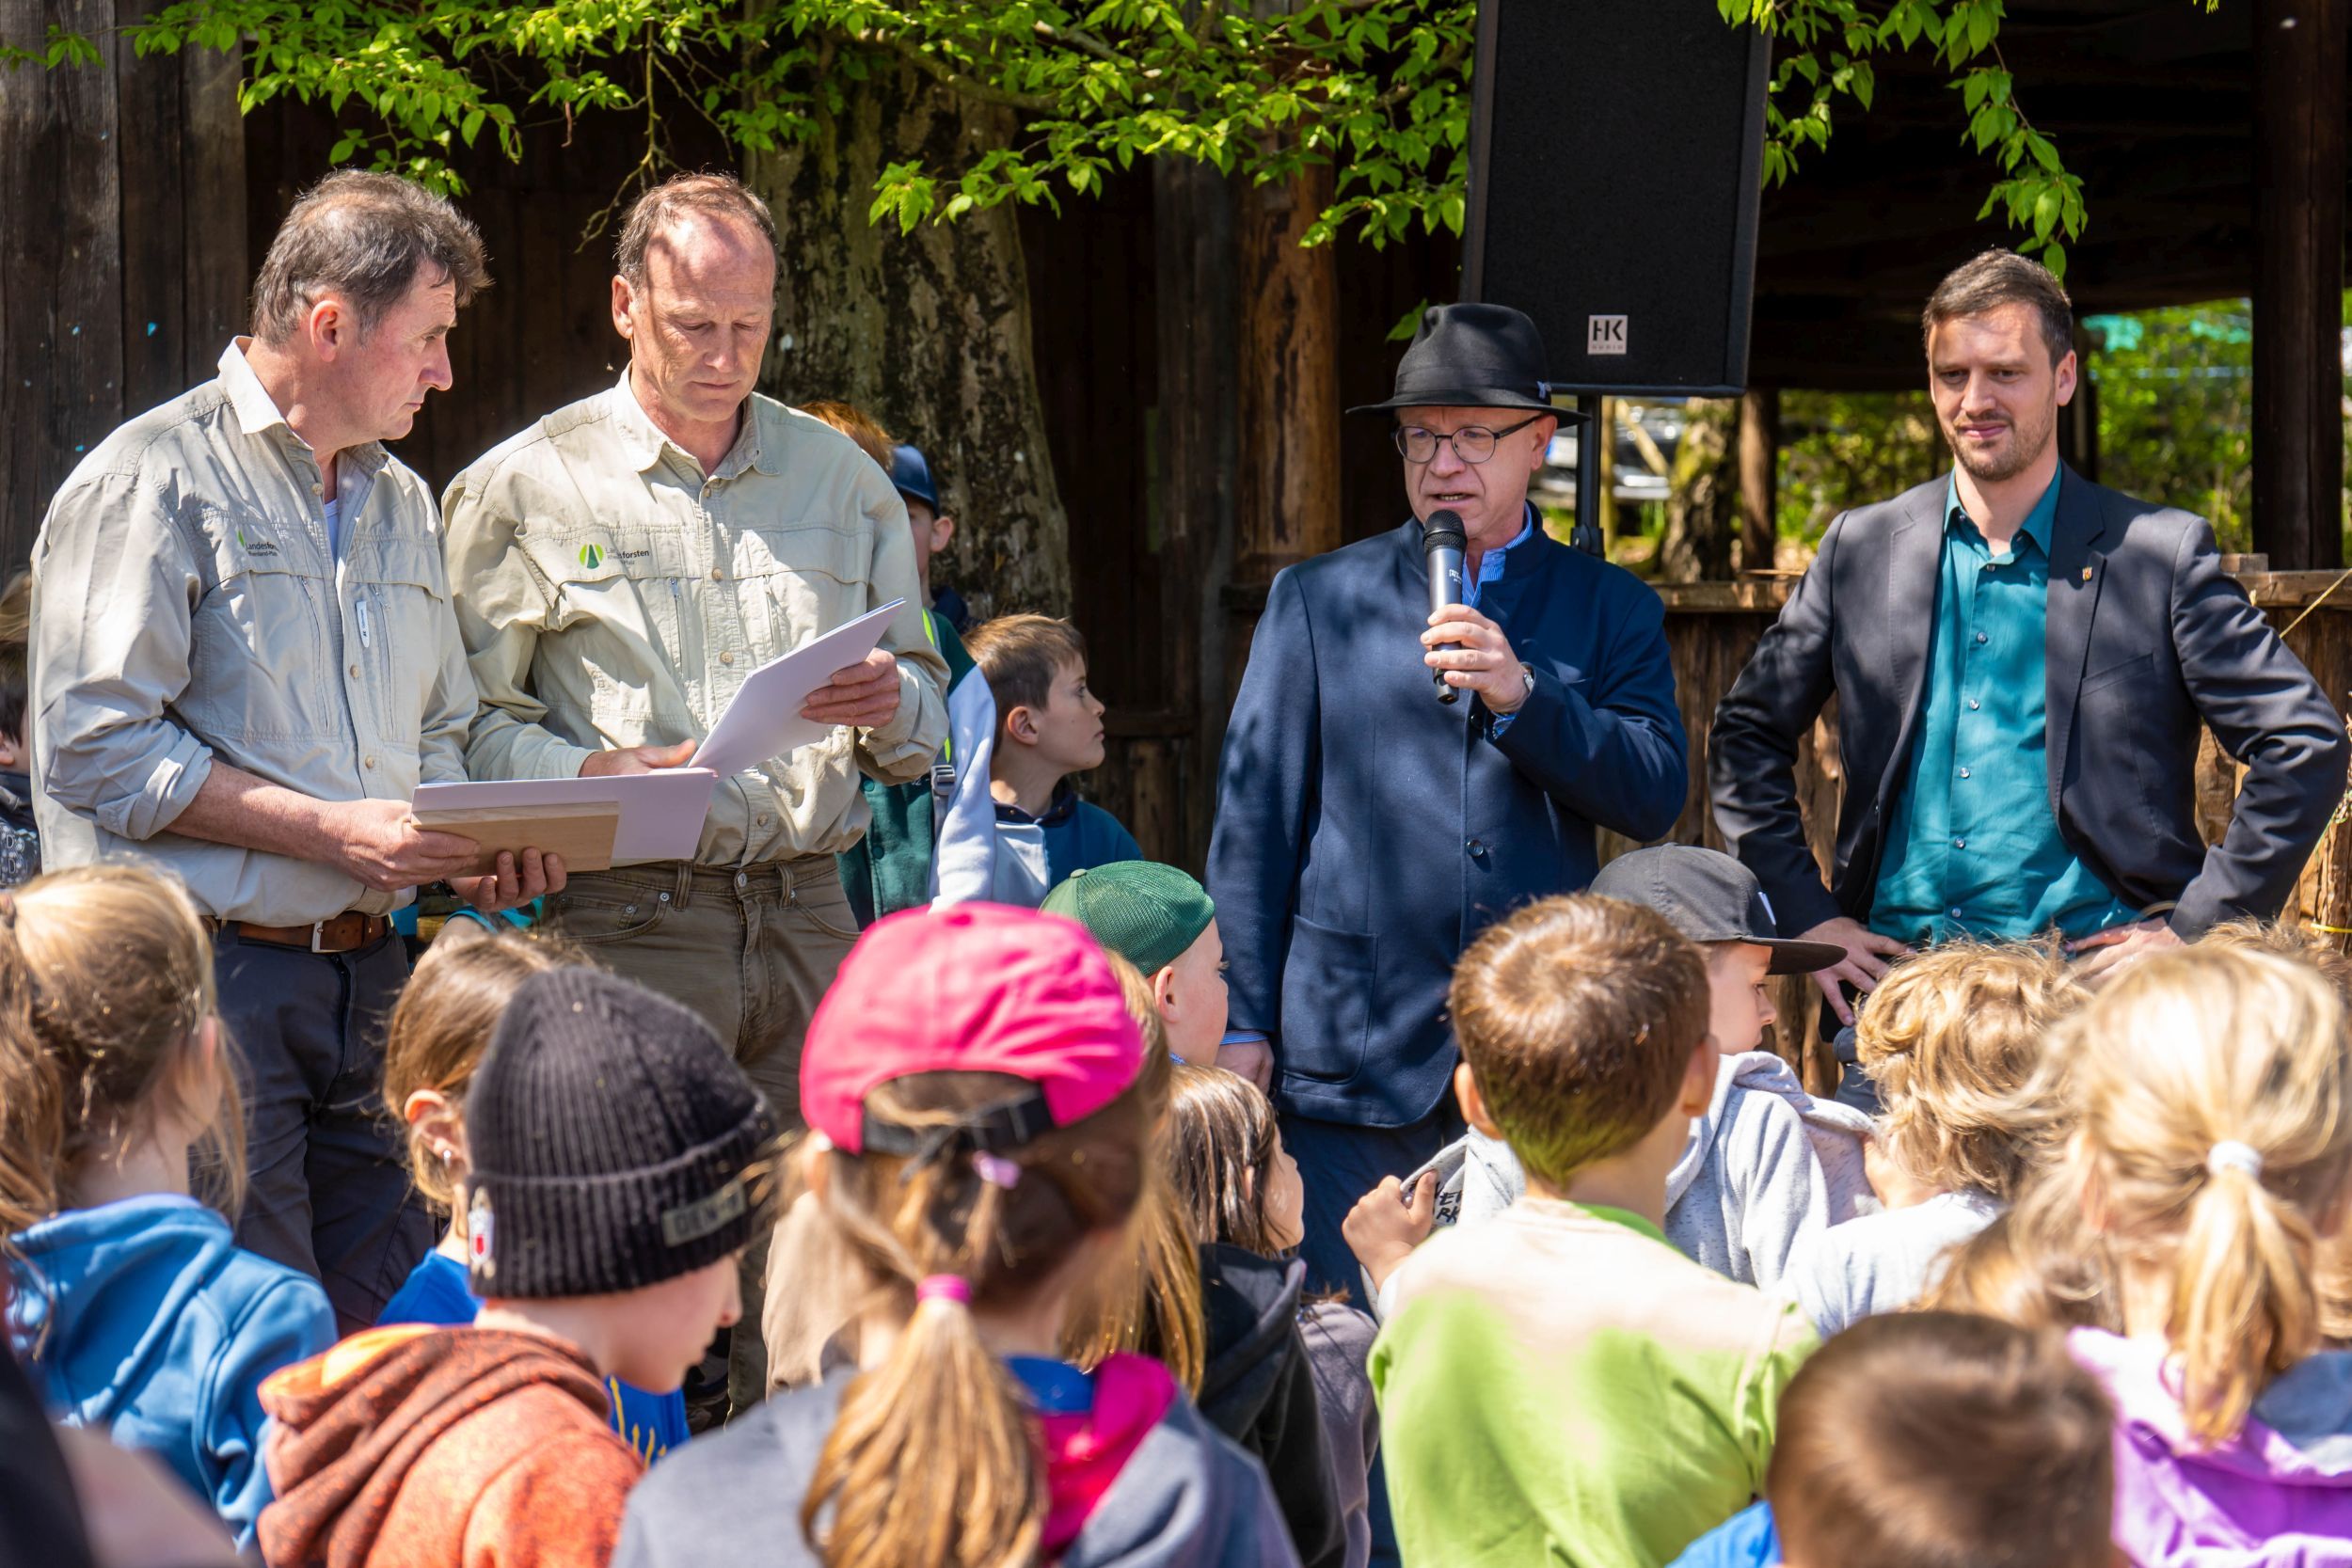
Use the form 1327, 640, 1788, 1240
0, 865, 236, 1236
1857, 941, 2078, 1203
463, 966, 775, 1394
382, 923, 584, 1223
1768, 1311, 2113, 1568
1588, 845, 1845, 1056
966, 614, 1105, 780
773, 903, 1158, 1567
1043, 862, 1227, 1069
1447, 893, 1712, 1194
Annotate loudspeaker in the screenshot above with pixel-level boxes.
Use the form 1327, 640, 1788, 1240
1461, 0, 1772, 398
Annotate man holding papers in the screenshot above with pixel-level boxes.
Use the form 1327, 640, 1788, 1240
29, 176, 561, 1335
440, 168, 945, 1207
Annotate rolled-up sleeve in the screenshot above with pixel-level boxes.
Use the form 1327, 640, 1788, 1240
442, 469, 597, 783
851, 472, 947, 784
33, 470, 215, 840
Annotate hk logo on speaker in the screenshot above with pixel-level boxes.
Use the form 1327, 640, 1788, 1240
1588, 315, 1629, 356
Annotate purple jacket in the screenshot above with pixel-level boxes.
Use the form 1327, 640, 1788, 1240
2071, 1328, 2352, 1566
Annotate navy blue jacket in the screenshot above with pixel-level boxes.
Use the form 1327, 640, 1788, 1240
1208, 519, 1689, 1128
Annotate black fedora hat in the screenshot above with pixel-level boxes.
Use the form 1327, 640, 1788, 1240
1348, 303, 1588, 422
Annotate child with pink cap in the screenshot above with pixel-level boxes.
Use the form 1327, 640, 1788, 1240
613, 902, 1301, 1568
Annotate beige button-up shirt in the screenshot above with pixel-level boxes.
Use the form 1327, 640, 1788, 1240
30, 341, 477, 924
440, 377, 947, 866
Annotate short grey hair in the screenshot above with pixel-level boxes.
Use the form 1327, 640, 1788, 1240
613, 173, 777, 286
1922, 248, 2074, 368
249, 171, 489, 344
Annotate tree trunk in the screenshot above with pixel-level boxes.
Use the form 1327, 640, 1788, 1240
1234, 156, 1343, 589
1661, 397, 1739, 581
1738, 388, 1778, 574
745, 47, 1071, 618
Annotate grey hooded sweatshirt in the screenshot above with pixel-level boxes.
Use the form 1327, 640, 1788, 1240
1380, 1052, 1877, 1312
612, 1364, 1301, 1568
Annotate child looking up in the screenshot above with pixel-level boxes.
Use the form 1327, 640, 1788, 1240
0, 864, 336, 1549
1044, 860, 1228, 1069
258, 971, 773, 1568
1372, 895, 1816, 1568
376, 925, 691, 1462
2017, 945, 2352, 1563
1168, 1065, 1378, 1568
619, 903, 1298, 1568
964, 614, 1139, 906
1783, 941, 2078, 1337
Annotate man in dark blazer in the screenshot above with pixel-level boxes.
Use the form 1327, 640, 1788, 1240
1713, 249, 2347, 1091
1208, 304, 1689, 1297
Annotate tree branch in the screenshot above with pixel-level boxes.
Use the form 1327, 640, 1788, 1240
857, 26, 1058, 113
1032, 20, 1120, 66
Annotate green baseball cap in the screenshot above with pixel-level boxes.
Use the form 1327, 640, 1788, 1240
1041, 861, 1216, 975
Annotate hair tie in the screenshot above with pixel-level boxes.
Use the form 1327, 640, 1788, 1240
915, 1274, 972, 1307
972, 1151, 1023, 1190
2207, 1140, 2265, 1180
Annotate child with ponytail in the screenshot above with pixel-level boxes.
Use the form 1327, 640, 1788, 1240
616, 902, 1299, 1568
0, 864, 336, 1547
2025, 945, 2352, 1564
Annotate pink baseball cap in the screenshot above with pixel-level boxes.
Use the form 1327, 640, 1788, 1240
801, 902, 1147, 1156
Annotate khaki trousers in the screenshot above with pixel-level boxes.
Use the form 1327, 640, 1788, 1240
545, 854, 856, 1412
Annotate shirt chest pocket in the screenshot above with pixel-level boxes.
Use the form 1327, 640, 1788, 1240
530, 523, 691, 675
734, 524, 869, 649
344, 539, 451, 725
183, 515, 336, 742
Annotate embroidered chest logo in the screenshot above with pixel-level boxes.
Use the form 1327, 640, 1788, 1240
235, 528, 280, 557
579, 543, 606, 570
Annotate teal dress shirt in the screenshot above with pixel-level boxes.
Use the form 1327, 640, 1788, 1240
1869, 470, 2141, 942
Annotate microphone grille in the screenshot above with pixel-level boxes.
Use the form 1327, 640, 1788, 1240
1423, 509, 1467, 550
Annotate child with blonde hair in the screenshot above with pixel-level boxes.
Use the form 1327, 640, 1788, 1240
620, 903, 1295, 1567
1168, 1065, 1376, 1568
0, 864, 336, 1547
2010, 945, 2352, 1563
375, 924, 691, 1461
1782, 940, 2078, 1336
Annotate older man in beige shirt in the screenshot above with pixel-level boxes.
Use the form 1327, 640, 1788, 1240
443, 173, 944, 1409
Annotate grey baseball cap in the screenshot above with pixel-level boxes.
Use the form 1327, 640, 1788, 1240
1589, 845, 1844, 975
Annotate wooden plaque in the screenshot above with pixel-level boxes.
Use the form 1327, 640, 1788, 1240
410, 800, 621, 877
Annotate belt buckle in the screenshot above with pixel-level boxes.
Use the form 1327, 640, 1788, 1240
310, 920, 332, 955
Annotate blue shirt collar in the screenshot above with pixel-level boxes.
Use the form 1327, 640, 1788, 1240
1464, 506, 1537, 607
1945, 467, 2060, 557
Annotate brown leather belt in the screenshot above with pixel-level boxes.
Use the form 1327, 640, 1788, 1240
217, 912, 392, 954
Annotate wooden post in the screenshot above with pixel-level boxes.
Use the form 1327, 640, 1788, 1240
1235, 154, 1343, 590
1152, 155, 1239, 872
2250, 0, 2346, 570
0, 0, 245, 571
1739, 388, 1778, 575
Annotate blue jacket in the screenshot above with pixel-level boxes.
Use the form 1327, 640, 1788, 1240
1208, 518, 1688, 1126
7, 1194, 336, 1545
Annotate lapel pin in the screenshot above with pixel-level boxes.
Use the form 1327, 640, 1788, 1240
2080, 566, 2093, 582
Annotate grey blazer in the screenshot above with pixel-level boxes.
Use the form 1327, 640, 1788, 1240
1709, 467, 2349, 940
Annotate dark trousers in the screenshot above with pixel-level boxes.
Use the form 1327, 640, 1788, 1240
1279, 1101, 1466, 1568
215, 929, 431, 1336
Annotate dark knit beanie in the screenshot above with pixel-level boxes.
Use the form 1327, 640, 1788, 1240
462, 967, 774, 1299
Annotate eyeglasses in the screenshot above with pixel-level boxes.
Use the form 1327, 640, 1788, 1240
1393, 414, 1546, 466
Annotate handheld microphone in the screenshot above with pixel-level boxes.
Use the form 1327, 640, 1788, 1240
1423, 510, 1467, 705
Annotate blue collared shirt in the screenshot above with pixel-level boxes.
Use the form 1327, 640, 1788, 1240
1869, 469, 2140, 942
1474, 511, 1536, 733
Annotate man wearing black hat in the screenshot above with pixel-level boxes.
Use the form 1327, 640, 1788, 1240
1207, 303, 1689, 1301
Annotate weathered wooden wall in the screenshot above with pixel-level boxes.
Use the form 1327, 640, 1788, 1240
0, 0, 246, 569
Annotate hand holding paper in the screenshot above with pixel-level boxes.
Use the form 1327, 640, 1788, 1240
800, 648, 901, 729
689, 599, 906, 775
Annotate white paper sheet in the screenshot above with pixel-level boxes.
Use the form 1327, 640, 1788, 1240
690, 598, 907, 777
411, 769, 722, 864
